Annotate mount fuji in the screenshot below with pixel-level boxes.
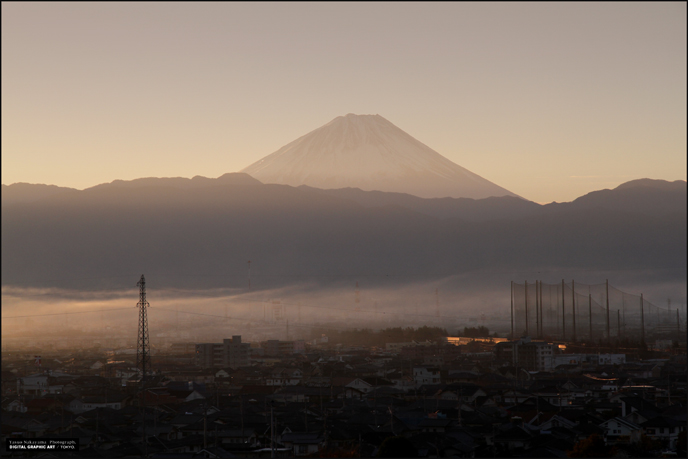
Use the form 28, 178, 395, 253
241, 113, 518, 200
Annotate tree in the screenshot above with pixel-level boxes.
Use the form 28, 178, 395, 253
568, 434, 610, 457
622, 434, 663, 457
463, 326, 489, 338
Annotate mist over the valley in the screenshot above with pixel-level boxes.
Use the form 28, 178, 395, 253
2, 114, 686, 346
2, 263, 685, 348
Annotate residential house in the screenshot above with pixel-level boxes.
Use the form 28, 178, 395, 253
266, 368, 303, 386
640, 416, 685, 450
600, 417, 642, 445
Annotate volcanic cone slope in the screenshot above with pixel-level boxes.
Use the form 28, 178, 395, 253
242, 114, 518, 199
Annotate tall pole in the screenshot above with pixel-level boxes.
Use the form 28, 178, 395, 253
510, 281, 514, 340
572, 280, 576, 342
540, 281, 544, 338
589, 294, 593, 342
606, 280, 610, 343
136, 274, 151, 458
535, 280, 540, 339
561, 280, 566, 340
136, 275, 151, 382
617, 310, 621, 341
270, 403, 275, 459
525, 281, 529, 336
622, 296, 626, 338
640, 294, 645, 344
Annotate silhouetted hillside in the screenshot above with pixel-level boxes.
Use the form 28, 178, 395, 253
1, 177, 685, 291
1, 183, 77, 206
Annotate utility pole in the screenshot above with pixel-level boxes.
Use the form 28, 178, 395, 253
540, 281, 544, 338
606, 280, 610, 344
589, 294, 593, 342
525, 281, 529, 336
640, 294, 645, 344
535, 280, 540, 339
561, 280, 566, 340
510, 281, 514, 340
622, 296, 626, 339
96, 408, 99, 449
270, 401, 275, 459
572, 280, 576, 342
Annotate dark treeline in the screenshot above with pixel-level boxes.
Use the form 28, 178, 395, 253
461, 326, 491, 337
311, 326, 448, 347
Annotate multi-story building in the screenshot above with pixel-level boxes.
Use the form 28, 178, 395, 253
225, 336, 250, 368
413, 367, 441, 387
517, 341, 556, 371
493, 337, 557, 371
195, 335, 250, 369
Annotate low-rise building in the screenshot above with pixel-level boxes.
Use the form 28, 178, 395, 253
413, 367, 441, 387
640, 416, 686, 450
600, 417, 642, 445
597, 354, 626, 365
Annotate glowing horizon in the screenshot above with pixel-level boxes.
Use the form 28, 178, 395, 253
2, 3, 686, 203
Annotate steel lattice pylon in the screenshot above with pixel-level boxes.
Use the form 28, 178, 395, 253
136, 274, 151, 383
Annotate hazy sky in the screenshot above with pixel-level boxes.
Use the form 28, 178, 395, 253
2, 2, 686, 203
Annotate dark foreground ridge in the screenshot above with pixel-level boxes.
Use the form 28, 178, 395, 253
1, 177, 685, 291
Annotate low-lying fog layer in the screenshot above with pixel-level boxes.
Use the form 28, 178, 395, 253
2, 270, 685, 347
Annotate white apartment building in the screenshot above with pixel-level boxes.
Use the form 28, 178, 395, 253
413, 367, 441, 387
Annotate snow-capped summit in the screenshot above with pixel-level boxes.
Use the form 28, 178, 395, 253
241, 113, 517, 199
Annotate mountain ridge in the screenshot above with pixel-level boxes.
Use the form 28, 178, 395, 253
3, 177, 685, 220
2, 177, 684, 291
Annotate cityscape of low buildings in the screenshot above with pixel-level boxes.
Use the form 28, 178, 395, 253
1, 333, 686, 457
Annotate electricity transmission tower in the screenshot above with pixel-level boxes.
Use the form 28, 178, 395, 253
136, 275, 151, 383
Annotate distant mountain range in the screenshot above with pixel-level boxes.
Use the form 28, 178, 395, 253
2, 176, 685, 291
242, 113, 517, 199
